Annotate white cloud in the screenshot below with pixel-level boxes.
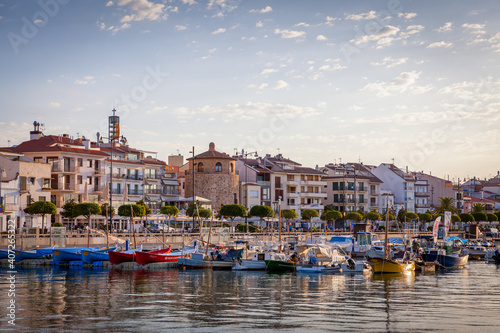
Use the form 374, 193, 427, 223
212, 28, 226, 34
248, 83, 269, 90
427, 41, 453, 48
256, 21, 263, 28
74, 75, 96, 85
398, 12, 417, 19
295, 22, 310, 27
353, 25, 400, 47
175, 25, 187, 31
273, 80, 290, 90
371, 56, 408, 68
261, 68, 278, 75
462, 23, 485, 30
207, 0, 238, 16
405, 25, 425, 35
318, 64, 346, 71
249, 6, 272, 14
346, 11, 377, 21
106, 1, 114, 6
362, 71, 431, 97
172, 102, 320, 121
47, 79, 53, 83
274, 28, 305, 39
436, 22, 453, 33
50, 102, 60, 107
316, 35, 327, 41
116, 0, 167, 23
180, 0, 196, 5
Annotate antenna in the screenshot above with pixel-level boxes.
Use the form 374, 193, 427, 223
391, 157, 395, 165
277, 148, 280, 154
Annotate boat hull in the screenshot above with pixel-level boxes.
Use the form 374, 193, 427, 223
296, 264, 340, 273
233, 259, 266, 271
265, 260, 295, 272
368, 258, 415, 274
177, 258, 234, 270
421, 253, 468, 269
15, 250, 46, 261
109, 251, 135, 265
136, 251, 183, 265
52, 247, 98, 263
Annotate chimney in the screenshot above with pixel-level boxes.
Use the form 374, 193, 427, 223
82, 137, 91, 150
209, 142, 215, 151
30, 121, 42, 140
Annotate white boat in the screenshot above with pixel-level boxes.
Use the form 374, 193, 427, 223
341, 258, 371, 273
296, 263, 341, 273
462, 246, 488, 260
233, 252, 287, 271
295, 244, 346, 273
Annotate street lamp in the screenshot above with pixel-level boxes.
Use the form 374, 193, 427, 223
239, 149, 258, 232
189, 146, 196, 233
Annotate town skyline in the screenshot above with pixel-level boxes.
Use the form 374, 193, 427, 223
1, 1, 499, 181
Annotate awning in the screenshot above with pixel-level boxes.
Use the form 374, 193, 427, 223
183, 196, 211, 202
162, 179, 179, 186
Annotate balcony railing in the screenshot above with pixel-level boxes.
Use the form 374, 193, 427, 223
257, 181, 271, 186
162, 190, 179, 195
125, 175, 143, 181
144, 174, 161, 179
128, 190, 143, 196
51, 163, 76, 173
111, 188, 123, 194
144, 189, 162, 194
415, 192, 430, 196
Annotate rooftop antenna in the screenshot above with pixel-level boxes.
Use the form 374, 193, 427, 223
391, 157, 395, 165
7, 140, 10, 147
277, 148, 280, 154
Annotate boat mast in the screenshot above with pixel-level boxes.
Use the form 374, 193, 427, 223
278, 196, 282, 252
384, 198, 389, 260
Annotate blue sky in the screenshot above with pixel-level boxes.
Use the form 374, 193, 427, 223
1, 0, 500, 182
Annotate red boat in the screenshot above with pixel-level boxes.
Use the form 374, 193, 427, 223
109, 247, 171, 265
135, 247, 194, 265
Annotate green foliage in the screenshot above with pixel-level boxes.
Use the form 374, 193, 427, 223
427, 226, 433, 231
364, 211, 381, 221
192, 208, 212, 218
325, 210, 343, 221
72, 202, 101, 218
487, 213, 498, 222
397, 209, 407, 222
137, 199, 152, 216
52, 222, 63, 227
61, 199, 77, 219
24, 201, 57, 216
220, 204, 247, 221
472, 212, 488, 222
100, 203, 115, 218
418, 213, 433, 222
471, 203, 485, 213
249, 205, 274, 219
324, 204, 336, 211
186, 201, 202, 217
495, 212, 500, 221
281, 209, 298, 221
236, 224, 260, 232
117, 204, 142, 217
459, 213, 475, 223
301, 209, 319, 220
161, 205, 179, 217
344, 212, 363, 221
404, 212, 418, 221
388, 213, 396, 221
451, 215, 461, 222
356, 209, 365, 218
434, 197, 458, 214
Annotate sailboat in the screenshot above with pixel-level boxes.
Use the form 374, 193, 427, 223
367, 203, 415, 274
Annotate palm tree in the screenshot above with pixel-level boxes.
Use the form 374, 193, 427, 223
434, 197, 458, 214
471, 203, 485, 213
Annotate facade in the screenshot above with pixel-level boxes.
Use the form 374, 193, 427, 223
369, 164, 416, 213
320, 163, 383, 213
411, 172, 455, 210
0, 150, 52, 231
185, 142, 239, 209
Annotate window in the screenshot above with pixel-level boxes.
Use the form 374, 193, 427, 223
250, 190, 258, 198
87, 176, 92, 185
358, 182, 364, 191
347, 182, 354, 190
215, 162, 222, 172
262, 188, 270, 200
77, 176, 83, 185
29, 177, 35, 185
197, 162, 204, 172
43, 178, 51, 189
34, 157, 43, 163
78, 158, 83, 167
230, 163, 234, 173
39, 196, 46, 201
87, 159, 93, 168
333, 182, 338, 190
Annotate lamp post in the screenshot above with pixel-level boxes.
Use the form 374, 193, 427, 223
189, 147, 195, 233
240, 149, 258, 232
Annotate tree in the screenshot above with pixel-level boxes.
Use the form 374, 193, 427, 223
99, 203, 115, 231
495, 212, 500, 221
219, 204, 247, 231
397, 208, 408, 222
302, 209, 319, 231
344, 212, 363, 221
24, 201, 57, 234
487, 213, 499, 222
250, 205, 274, 229
324, 204, 336, 211
192, 208, 212, 219
451, 215, 461, 222
471, 212, 488, 222
404, 212, 418, 221
281, 209, 298, 231
471, 203, 485, 213
459, 213, 475, 223
160, 205, 179, 233
365, 212, 381, 222
137, 199, 152, 216
118, 204, 143, 232
320, 210, 342, 231
418, 213, 433, 222
73, 203, 101, 230
61, 199, 77, 219
434, 197, 458, 214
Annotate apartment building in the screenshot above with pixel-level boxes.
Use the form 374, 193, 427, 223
0, 150, 52, 231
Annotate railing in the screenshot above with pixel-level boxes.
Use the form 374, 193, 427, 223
93, 185, 103, 192
162, 190, 179, 195
111, 188, 123, 194
125, 175, 143, 181
51, 163, 76, 173
144, 174, 161, 179
94, 167, 105, 174
415, 192, 430, 196
256, 181, 270, 186
128, 190, 143, 196
144, 189, 162, 194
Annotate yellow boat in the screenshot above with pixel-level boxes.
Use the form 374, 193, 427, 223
368, 257, 415, 274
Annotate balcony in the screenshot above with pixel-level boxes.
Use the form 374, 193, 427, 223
415, 204, 430, 208
300, 180, 324, 186
125, 175, 143, 181
3, 203, 18, 211
144, 188, 162, 195
51, 163, 76, 173
128, 190, 143, 196
257, 180, 271, 187
111, 188, 123, 195
415, 192, 430, 197
94, 167, 105, 175
144, 174, 161, 180
286, 180, 299, 185
287, 191, 299, 197
301, 192, 328, 198
92, 185, 103, 193
162, 189, 179, 195
57, 184, 75, 191
275, 183, 283, 189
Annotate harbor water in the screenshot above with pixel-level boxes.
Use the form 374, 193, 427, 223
1, 262, 499, 332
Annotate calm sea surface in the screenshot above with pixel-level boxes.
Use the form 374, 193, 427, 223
1, 262, 499, 332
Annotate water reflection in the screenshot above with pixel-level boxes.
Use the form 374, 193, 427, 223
1, 262, 500, 332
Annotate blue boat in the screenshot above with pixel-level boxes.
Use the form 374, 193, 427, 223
421, 249, 469, 269
0, 249, 9, 259
81, 247, 117, 264
36, 247, 56, 257
14, 246, 55, 261
52, 247, 99, 263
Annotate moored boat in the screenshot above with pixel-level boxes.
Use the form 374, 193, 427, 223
233, 252, 286, 271
421, 249, 468, 269
341, 258, 371, 273
136, 247, 196, 265
108, 249, 140, 265
265, 259, 296, 272
368, 257, 415, 274
81, 247, 117, 264
15, 246, 55, 261
52, 247, 99, 263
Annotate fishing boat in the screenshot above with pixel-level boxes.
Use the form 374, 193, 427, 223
295, 244, 346, 273
367, 203, 415, 274
178, 249, 242, 270
108, 248, 142, 265
136, 247, 196, 265
14, 246, 55, 261
421, 249, 469, 269
340, 258, 372, 273
81, 247, 117, 264
233, 252, 287, 271
52, 247, 99, 264
264, 258, 296, 272
0, 249, 9, 259
461, 245, 487, 260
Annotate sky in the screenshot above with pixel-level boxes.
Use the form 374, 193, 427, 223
1, 0, 500, 182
